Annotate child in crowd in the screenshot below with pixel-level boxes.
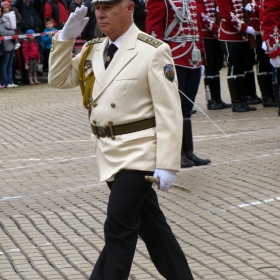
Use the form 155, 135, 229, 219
1, 1, 20, 50
42, 18, 57, 72
1, 1, 16, 30
22, 29, 41, 85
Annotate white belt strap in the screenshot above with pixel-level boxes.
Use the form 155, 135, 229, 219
164, 16, 180, 39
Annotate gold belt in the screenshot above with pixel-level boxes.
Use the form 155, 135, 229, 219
91, 117, 156, 140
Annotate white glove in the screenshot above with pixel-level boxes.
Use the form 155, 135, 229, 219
244, 3, 252, 12
58, 6, 89, 42
216, 6, 219, 13
270, 56, 280, 68
262, 41, 267, 51
153, 169, 176, 192
200, 65, 205, 75
246, 26, 255, 36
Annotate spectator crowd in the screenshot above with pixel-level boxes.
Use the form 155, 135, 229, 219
0, 0, 147, 87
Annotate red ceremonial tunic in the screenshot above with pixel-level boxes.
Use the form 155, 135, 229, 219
146, 0, 204, 68
247, 0, 261, 35
196, 0, 219, 39
44, 1, 69, 27
262, 0, 280, 58
215, 0, 248, 41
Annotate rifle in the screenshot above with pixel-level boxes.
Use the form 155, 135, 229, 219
243, 0, 257, 48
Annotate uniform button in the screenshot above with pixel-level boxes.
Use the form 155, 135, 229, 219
108, 121, 113, 125
92, 102, 97, 107
111, 103, 116, 108
92, 120, 97, 124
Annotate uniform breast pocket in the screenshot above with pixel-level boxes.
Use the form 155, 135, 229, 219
115, 73, 139, 81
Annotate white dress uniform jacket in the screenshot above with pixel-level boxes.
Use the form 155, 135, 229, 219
48, 24, 183, 182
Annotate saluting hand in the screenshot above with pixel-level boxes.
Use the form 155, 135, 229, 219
58, 6, 89, 42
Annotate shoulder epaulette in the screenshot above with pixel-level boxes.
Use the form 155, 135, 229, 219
137, 33, 163, 48
87, 37, 106, 46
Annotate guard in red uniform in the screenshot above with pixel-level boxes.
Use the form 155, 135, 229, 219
245, 0, 276, 107
146, 0, 211, 168
262, 0, 280, 116
197, 0, 231, 110
216, 0, 261, 112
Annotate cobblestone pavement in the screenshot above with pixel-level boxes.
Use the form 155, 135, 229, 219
0, 68, 280, 280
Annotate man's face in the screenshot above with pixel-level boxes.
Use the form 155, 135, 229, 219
95, 0, 134, 41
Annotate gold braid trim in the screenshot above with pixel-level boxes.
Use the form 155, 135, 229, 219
78, 44, 95, 110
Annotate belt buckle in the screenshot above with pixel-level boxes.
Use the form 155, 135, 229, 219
97, 126, 107, 138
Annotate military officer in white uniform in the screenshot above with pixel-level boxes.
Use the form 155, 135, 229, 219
48, 1, 195, 279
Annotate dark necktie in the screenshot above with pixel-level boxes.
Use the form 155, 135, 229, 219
105, 44, 118, 69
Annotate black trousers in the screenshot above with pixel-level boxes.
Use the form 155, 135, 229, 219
90, 170, 194, 280
204, 38, 224, 77
176, 66, 201, 118
254, 34, 273, 74
221, 41, 255, 76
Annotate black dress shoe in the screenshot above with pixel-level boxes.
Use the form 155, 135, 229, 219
263, 97, 277, 107
186, 153, 211, 166
207, 100, 224, 110
243, 102, 257, 111
218, 100, 232, 108
245, 95, 262, 104
232, 103, 249, 112
181, 154, 195, 168
191, 110, 197, 114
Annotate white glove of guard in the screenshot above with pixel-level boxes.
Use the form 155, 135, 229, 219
246, 26, 255, 36
262, 41, 267, 51
200, 65, 205, 75
153, 169, 176, 192
270, 56, 280, 68
58, 6, 89, 42
244, 3, 252, 12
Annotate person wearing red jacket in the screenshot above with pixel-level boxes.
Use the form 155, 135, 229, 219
216, 0, 261, 112
146, 0, 211, 168
197, 0, 231, 110
244, 0, 276, 107
22, 29, 41, 85
44, 0, 69, 30
262, 0, 280, 116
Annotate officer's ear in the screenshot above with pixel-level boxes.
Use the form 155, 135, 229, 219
126, 0, 134, 15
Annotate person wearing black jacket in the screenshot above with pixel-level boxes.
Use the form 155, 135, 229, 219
14, 0, 43, 33
133, 0, 146, 32
81, 0, 97, 41
68, 0, 83, 13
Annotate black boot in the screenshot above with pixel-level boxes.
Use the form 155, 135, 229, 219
182, 119, 211, 166
228, 77, 250, 112
258, 73, 277, 107
272, 81, 280, 117
236, 76, 257, 111
204, 77, 223, 110
244, 71, 262, 104
214, 75, 232, 108
181, 152, 195, 168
